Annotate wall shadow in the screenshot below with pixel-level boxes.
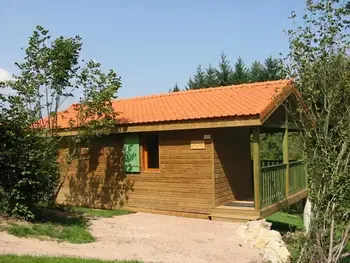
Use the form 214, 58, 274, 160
61, 133, 135, 209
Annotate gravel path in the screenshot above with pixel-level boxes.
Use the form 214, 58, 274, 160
0, 212, 261, 263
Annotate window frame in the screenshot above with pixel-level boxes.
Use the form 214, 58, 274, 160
142, 133, 160, 172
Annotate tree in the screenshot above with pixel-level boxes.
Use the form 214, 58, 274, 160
186, 77, 195, 90
186, 65, 206, 89
204, 63, 218, 88
169, 82, 181, 92
264, 55, 284, 80
216, 52, 233, 86
285, 1, 350, 262
0, 25, 121, 218
193, 64, 206, 89
249, 60, 266, 82
231, 57, 250, 84
0, 94, 59, 219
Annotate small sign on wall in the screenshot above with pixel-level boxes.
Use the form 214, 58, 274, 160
191, 140, 205, 150
203, 134, 211, 140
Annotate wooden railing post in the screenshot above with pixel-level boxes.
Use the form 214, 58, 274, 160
253, 126, 261, 210
283, 116, 290, 197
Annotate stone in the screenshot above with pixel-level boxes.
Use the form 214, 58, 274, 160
254, 236, 270, 248
303, 199, 312, 233
236, 219, 291, 263
247, 219, 272, 230
263, 240, 291, 263
264, 230, 283, 240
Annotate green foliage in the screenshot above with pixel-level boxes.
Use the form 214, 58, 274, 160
231, 57, 250, 84
204, 64, 217, 88
263, 55, 284, 81
180, 52, 285, 90
285, 0, 350, 261
250, 60, 266, 82
186, 65, 206, 89
215, 52, 233, 86
169, 82, 181, 92
0, 102, 59, 219
0, 25, 121, 220
0, 255, 142, 263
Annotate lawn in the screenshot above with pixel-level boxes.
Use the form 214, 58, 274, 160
266, 211, 304, 234
0, 206, 131, 244
0, 255, 141, 263
67, 206, 131, 218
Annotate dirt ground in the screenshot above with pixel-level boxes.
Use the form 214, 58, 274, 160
0, 212, 262, 263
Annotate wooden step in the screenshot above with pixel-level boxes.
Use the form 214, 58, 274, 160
212, 207, 260, 218
209, 212, 260, 223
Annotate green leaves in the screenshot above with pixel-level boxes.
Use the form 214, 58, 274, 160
285, 0, 350, 262
0, 25, 121, 220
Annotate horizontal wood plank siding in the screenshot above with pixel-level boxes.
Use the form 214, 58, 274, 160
213, 127, 253, 206
56, 130, 214, 215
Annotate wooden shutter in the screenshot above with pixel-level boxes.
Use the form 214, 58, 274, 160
123, 134, 140, 173
68, 136, 80, 158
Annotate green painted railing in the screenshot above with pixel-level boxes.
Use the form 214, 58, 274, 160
289, 160, 307, 195
260, 163, 287, 208
261, 159, 283, 167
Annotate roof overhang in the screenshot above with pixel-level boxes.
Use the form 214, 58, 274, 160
57, 115, 261, 136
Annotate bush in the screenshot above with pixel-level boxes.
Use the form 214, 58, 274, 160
0, 112, 60, 219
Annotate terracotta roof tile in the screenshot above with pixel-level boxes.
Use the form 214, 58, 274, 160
53, 79, 293, 128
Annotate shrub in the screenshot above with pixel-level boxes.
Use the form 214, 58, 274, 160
0, 107, 59, 219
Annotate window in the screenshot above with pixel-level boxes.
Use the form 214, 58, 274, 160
143, 133, 159, 170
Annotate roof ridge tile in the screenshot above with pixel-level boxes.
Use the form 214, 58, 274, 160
114, 79, 291, 103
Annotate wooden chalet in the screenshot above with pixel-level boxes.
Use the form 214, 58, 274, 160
56, 79, 308, 222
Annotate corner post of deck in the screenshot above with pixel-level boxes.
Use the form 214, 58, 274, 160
252, 126, 261, 210
283, 112, 290, 198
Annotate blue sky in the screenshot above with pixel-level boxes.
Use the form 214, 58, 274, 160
0, 0, 305, 100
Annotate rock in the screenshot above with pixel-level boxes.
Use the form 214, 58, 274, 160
263, 240, 291, 263
236, 219, 291, 263
303, 199, 312, 233
253, 236, 270, 248
247, 219, 272, 230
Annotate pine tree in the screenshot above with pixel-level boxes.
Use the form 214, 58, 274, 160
193, 64, 206, 89
185, 77, 195, 90
264, 56, 284, 80
204, 64, 218, 88
186, 64, 206, 90
250, 60, 266, 82
231, 57, 249, 84
216, 52, 233, 86
169, 82, 181, 92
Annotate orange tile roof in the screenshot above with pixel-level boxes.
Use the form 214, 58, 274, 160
52, 79, 293, 129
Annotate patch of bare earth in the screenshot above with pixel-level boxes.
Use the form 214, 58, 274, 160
0, 212, 262, 263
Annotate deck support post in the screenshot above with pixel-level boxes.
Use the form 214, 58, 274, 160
252, 126, 261, 210
283, 112, 290, 198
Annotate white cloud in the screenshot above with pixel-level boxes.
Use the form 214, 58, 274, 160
0, 68, 15, 95
0, 68, 12, 81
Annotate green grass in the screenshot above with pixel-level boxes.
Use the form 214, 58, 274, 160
0, 206, 131, 244
4, 222, 94, 244
0, 255, 141, 263
67, 207, 131, 218
266, 212, 304, 234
